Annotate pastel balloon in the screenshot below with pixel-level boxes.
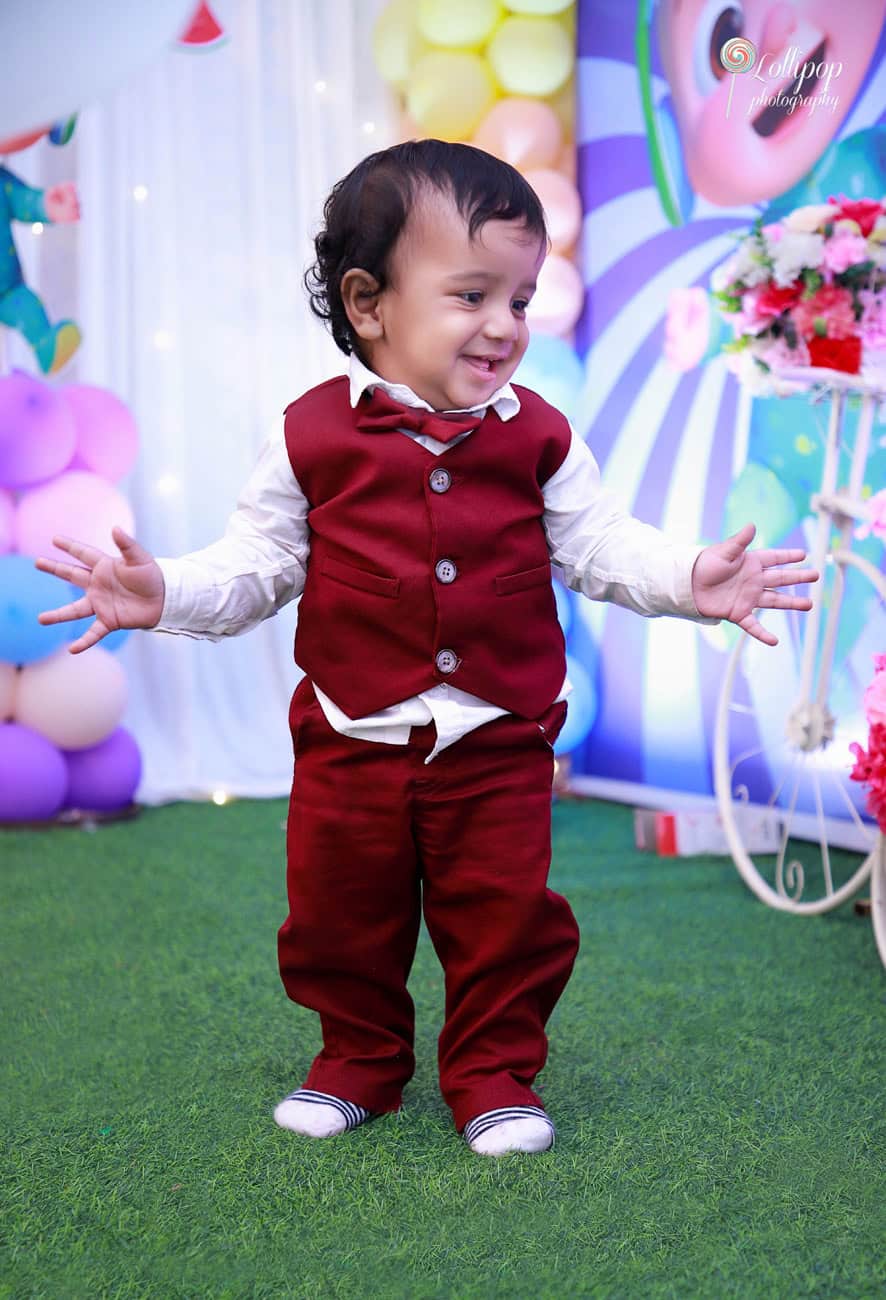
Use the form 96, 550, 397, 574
722, 461, 800, 550
406, 51, 497, 142
0, 555, 73, 665
0, 662, 16, 719
487, 16, 573, 98
63, 726, 142, 811
523, 168, 581, 252
545, 75, 576, 137
417, 0, 503, 48
512, 332, 584, 421
15, 645, 128, 750
372, 0, 429, 90
0, 489, 13, 554
14, 470, 135, 564
0, 0, 196, 139
554, 655, 597, 756
526, 254, 584, 335
0, 370, 76, 490
472, 98, 563, 169
505, 0, 573, 12
0, 723, 68, 821
62, 384, 139, 482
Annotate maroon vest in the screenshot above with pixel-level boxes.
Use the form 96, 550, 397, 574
284, 376, 571, 720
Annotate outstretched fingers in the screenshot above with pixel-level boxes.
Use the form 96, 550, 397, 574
68, 619, 109, 655
759, 564, 819, 589
34, 554, 92, 588
111, 526, 154, 566
37, 593, 94, 626
740, 614, 778, 647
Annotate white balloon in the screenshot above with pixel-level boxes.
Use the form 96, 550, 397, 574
15, 646, 127, 750
0, 0, 198, 138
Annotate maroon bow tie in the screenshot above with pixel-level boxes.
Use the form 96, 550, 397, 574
355, 388, 481, 444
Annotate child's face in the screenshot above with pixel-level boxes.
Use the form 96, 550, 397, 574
360, 196, 545, 411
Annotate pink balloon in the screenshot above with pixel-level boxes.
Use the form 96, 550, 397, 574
523, 168, 582, 253
472, 98, 563, 169
0, 663, 16, 719
15, 645, 128, 750
0, 370, 76, 490
13, 470, 135, 563
62, 384, 140, 482
0, 489, 14, 554
0, 722, 68, 821
527, 255, 585, 335
63, 726, 142, 811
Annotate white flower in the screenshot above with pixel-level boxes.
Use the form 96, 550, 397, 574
726, 348, 776, 396
870, 215, 886, 245
769, 231, 825, 286
713, 238, 770, 290
782, 203, 840, 233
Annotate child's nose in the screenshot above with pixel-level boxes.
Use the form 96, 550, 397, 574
759, 2, 797, 56
483, 305, 519, 341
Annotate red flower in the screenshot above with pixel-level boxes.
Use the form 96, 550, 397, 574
828, 194, 885, 237
791, 284, 856, 340
850, 722, 886, 831
755, 280, 804, 320
808, 336, 862, 372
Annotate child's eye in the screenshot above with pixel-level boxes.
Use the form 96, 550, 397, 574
512, 299, 529, 314
459, 291, 484, 305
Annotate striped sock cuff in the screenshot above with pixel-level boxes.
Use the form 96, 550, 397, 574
281, 1089, 372, 1131
462, 1105, 555, 1146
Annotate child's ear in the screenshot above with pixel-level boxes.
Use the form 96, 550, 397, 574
340, 268, 385, 342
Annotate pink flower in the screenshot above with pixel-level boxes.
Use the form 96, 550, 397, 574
822, 232, 870, 274
758, 334, 810, 371
864, 671, 886, 726
791, 284, 856, 340
859, 291, 886, 348
849, 721, 886, 831
856, 488, 886, 541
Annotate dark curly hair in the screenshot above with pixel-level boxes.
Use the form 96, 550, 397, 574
304, 139, 548, 357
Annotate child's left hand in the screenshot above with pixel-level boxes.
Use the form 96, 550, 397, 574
691, 522, 819, 647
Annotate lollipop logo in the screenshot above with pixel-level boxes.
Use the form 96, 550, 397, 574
720, 36, 757, 118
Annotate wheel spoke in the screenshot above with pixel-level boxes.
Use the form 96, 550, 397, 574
775, 765, 802, 899
811, 765, 834, 896
828, 765, 875, 844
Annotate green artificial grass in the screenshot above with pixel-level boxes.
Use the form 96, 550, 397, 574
2, 797, 885, 1300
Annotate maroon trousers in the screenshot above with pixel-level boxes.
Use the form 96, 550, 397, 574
277, 679, 580, 1132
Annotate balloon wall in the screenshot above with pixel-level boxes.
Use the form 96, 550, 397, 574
0, 371, 142, 822
371, 0, 597, 756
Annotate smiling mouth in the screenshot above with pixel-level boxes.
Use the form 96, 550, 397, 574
463, 356, 503, 375
752, 39, 827, 138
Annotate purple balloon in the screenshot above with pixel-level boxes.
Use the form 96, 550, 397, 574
63, 726, 142, 811
0, 489, 13, 554
63, 384, 139, 483
0, 370, 77, 490
0, 722, 68, 821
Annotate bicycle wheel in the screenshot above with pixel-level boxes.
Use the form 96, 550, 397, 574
714, 549, 885, 914
871, 838, 886, 968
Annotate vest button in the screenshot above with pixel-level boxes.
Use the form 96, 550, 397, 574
435, 648, 458, 674
429, 468, 452, 494
434, 558, 457, 584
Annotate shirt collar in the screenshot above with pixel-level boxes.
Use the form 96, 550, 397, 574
347, 352, 521, 422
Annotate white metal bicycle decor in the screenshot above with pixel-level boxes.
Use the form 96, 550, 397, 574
713, 369, 886, 970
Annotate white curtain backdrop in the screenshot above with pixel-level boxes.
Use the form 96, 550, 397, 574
51, 0, 396, 802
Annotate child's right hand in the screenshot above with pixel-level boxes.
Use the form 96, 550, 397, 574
35, 526, 165, 654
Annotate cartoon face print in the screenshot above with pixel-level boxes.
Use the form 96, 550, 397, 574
657, 0, 886, 205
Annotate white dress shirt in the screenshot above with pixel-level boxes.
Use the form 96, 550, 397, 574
156, 355, 708, 761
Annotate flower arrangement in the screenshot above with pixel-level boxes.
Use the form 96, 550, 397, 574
710, 196, 886, 395
849, 654, 886, 831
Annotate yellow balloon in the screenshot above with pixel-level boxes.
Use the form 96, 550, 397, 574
417, 0, 503, 49
406, 51, 497, 142
504, 0, 573, 13
545, 74, 575, 136
488, 17, 574, 98
372, 0, 428, 90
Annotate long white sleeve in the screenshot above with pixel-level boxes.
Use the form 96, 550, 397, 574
542, 428, 710, 620
155, 433, 309, 641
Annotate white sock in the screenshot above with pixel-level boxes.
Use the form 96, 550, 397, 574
463, 1106, 555, 1156
273, 1088, 373, 1138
